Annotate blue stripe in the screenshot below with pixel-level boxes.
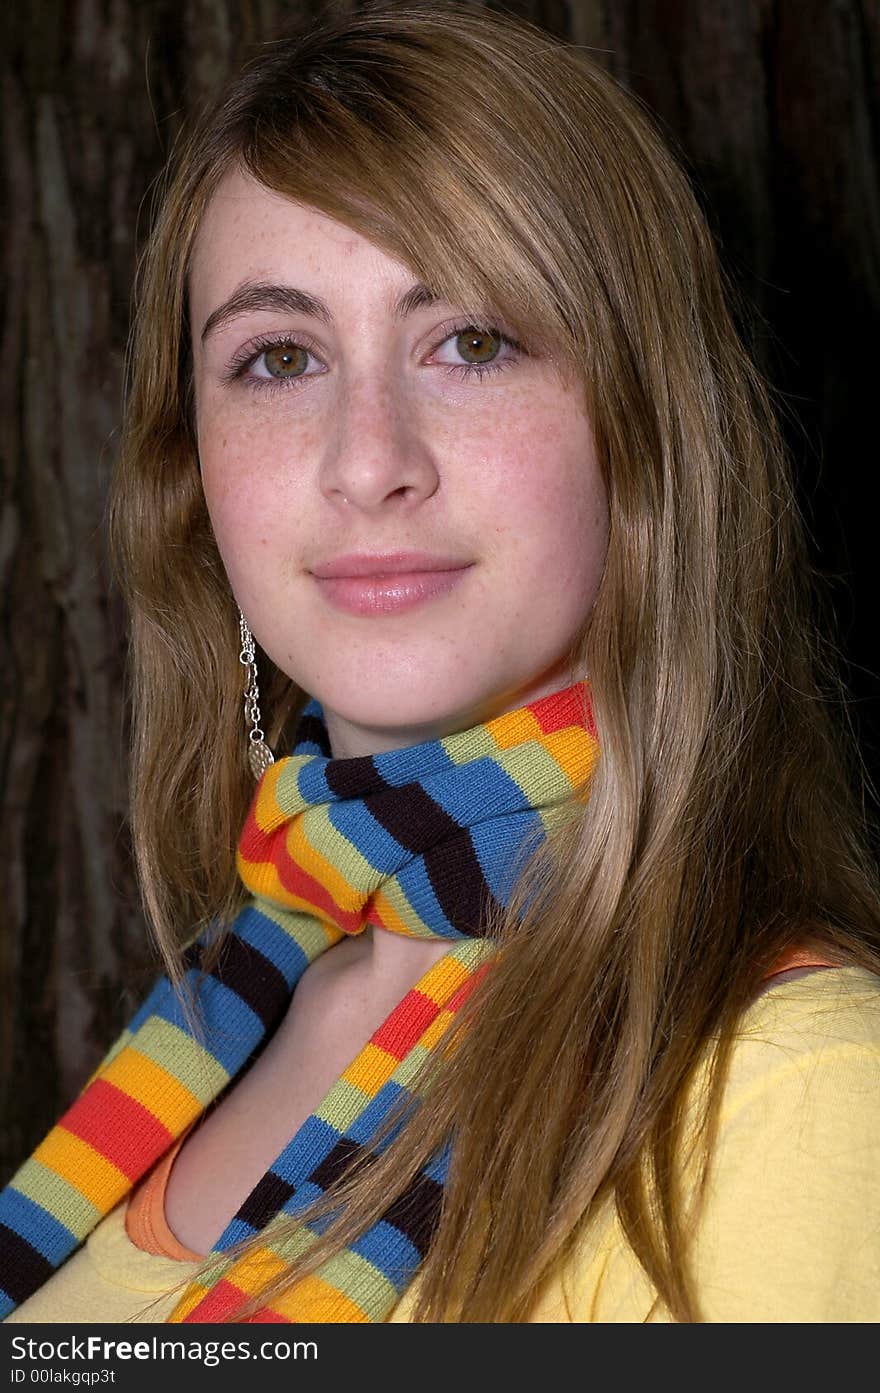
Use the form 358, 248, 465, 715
153, 977, 264, 1074
373, 737, 454, 787
296, 757, 334, 804
272, 1115, 342, 1184
471, 809, 544, 903
423, 1140, 452, 1186
127, 977, 171, 1034
0, 1189, 78, 1264
282, 1179, 326, 1219
329, 801, 405, 875
425, 755, 527, 825
351, 1218, 421, 1287
395, 857, 460, 937
235, 905, 311, 985
216, 1215, 259, 1248
346, 1080, 410, 1145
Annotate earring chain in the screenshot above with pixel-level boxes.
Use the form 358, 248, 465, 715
238, 611, 275, 780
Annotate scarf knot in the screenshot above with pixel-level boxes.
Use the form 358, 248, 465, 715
237, 679, 599, 940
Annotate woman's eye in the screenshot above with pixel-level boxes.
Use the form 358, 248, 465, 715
258, 342, 311, 380
224, 338, 318, 388
433, 326, 520, 377
442, 327, 504, 365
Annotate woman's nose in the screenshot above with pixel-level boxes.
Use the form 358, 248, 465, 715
318, 376, 441, 513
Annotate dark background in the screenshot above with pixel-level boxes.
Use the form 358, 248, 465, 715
2, 0, 878, 1178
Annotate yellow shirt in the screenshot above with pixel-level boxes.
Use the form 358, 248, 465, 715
8, 966, 879, 1323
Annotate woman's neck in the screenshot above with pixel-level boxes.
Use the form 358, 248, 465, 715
327, 922, 453, 988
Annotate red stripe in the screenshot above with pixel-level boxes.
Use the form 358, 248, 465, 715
182, 1278, 249, 1322
239, 833, 362, 934
60, 1079, 172, 1180
529, 680, 597, 739
371, 988, 440, 1058
269, 851, 362, 933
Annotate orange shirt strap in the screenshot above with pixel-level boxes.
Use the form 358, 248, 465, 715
762, 945, 837, 980
125, 1126, 204, 1262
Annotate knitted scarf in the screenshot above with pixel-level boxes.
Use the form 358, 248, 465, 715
0, 680, 599, 1323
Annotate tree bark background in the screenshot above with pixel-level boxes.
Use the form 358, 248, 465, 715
2, 0, 878, 1177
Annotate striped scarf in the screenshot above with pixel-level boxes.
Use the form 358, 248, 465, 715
0, 680, 599, 1322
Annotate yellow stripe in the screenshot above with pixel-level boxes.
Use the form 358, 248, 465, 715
543, 726, 599, 783
273, 1273, 370, 1322
370, 888, 423, 937
123, 1016, 229, 1106
252, 759, 292, 830
167, 1282, 210, 1322
486, 706, 542, 749
33, 1129, 129, 1212
375, 878, 436, 938
417, 951, 471, 1006
99, 1049, 203, 1135
289, 810, 366, 914
418, 1005, 456, 1052
237, 850, 339, 925
87, 1028, 133, 1086
221, 1244, 290, 1296
341, 1041, 400, 1096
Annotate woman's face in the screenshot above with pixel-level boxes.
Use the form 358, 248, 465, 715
189, 168, 609, 756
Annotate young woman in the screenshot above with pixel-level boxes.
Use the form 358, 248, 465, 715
2, 0, 879, 1324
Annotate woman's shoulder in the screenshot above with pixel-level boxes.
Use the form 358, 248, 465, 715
715, 964, 880, 1117
681, 965, 880, 1320
559, 967, 880, 1323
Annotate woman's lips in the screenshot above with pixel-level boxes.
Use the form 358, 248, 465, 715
314, 566, 473, 616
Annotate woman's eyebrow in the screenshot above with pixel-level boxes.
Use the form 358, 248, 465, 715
199, 278, 439, 343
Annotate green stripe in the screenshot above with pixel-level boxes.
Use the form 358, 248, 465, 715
441, 724, 499, 765
391, 1042, 434, 1091
495, 740, 575, 800
252, 897, 342, 960
11, 1161, 101, 1240
379, 876, 434, 937
314, 1077, 372, 1131
318, 1248, 399, 1319
129, 1017, 230, 1104
308, 804, 378, 887
272, 755, 311, 815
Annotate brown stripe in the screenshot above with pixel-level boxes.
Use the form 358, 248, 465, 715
325, 754, 385, 800
309, 1137, 371, 1192
295, 712, 333, 758
364, 781, 457, 854
381, 1169, 444, 1257
422, 829, 499, 936
236, 1171, 296, 1230
209, 936, 290, 1032
0, 1225, 56, 1304
364, 783, 498, 934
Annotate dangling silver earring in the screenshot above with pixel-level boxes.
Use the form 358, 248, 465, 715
238, 610, 275, 780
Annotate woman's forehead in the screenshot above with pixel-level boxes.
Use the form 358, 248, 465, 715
189, 169, 506, 341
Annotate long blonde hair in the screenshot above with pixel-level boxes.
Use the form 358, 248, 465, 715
109, 0, 880, 1321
